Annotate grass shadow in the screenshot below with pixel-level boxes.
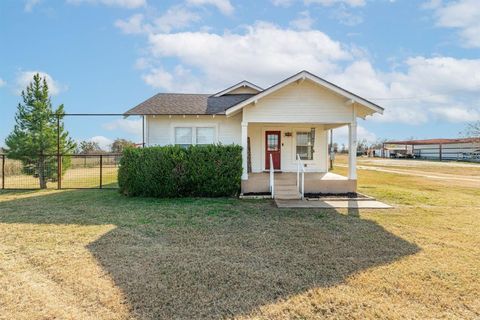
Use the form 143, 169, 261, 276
0, 189, 419, 319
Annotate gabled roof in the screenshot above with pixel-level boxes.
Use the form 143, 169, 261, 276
212, 80, 263, 97
124, 70, 384, 117
124, 93, 254, 115
225, 70, 384, 116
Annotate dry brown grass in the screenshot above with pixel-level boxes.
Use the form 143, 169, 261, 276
0, 160, 479, 319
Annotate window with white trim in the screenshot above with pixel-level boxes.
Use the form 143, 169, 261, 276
296, 129, 315, 160
175, 127, 193, 148
196, 127, 215, 145
174, 126, 216, 147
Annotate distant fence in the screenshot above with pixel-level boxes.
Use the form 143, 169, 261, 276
1, 153, 122, 190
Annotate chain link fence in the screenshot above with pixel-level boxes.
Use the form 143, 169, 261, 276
1, 154, 121, 190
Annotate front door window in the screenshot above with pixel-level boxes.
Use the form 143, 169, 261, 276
267, 134, 279, 151
265, 131, 281, 170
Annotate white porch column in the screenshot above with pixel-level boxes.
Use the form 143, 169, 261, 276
241, 121, 248, 180
348, 121, 357, 180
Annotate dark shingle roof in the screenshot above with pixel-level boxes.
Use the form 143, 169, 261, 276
124, 93, 255, 115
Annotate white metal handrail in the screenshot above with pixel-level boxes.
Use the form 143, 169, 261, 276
296, 154, 305, 199
269, 154, 275, 198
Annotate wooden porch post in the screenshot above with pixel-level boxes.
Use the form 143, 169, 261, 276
241, 122, 248, 180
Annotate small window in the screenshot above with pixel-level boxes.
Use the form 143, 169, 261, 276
196, 127, 215, 145
267, 134, 279, 151
296, 130, 315, 160
175, 127, 192, 147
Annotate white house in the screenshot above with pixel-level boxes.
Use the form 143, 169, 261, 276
125, 71, 383, 199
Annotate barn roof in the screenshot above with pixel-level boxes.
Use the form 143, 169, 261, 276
385, 138, 480, 145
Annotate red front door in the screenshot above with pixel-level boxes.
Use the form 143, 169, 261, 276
265, 131, 281, 170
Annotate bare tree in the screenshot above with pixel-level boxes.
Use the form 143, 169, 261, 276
464, 122, 480, 138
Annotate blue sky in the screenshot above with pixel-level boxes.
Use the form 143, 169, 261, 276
1, 0, 480, 148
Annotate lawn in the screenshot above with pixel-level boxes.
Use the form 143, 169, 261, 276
0, 160, 479, 319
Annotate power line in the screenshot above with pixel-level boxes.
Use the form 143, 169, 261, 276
366, 94, 438, 101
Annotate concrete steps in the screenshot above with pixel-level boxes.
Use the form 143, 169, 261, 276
274, 184, 302, 200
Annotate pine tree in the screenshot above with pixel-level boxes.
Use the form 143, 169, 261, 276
5, 73, 76, 188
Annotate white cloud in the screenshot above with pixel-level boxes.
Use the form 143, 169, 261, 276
24, 0, 41, 12
306, 0, 365, 7
0, 78, 6, 87
103, 118, 142, 135
153, 6, 200, 33
88, 136, 113, 150
66, 0, 146, 9
124, 17, 480, 125
272, 0, 366, 7
115, 6, 200, 35
430, 107, 480, 123
290, 11, 315, 30
142, 68, 174, 90
186, 0, 234, 15
115, 14, 146, 34
142, 65, 204, 92
333, 125, 377, 145
332, 5, 364, 26
327, 57, 480, 125
427, 0, 480, 47
271, 0, 294, 6
145, 22, 351, 91
15, 71, 65, 96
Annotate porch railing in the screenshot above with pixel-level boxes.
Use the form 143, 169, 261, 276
296, 154, 305, 199
269, 154, 274, 198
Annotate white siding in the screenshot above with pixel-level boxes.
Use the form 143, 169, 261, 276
146, 113, 242, 146
147, 115, 329, 173
248, 124, 328, 173
242, 80, 353, 123
228, 87, 259, 94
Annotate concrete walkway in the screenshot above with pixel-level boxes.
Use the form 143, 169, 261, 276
275, 199, 392, 209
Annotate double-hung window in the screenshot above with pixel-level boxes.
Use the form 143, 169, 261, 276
175, 127, 193, 148
196, 127, 215, 145
296, 129, 315, 160
174, 126, 216, 147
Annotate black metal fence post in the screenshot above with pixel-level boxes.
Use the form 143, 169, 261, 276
99, 155, 103, 189
2, 154, 4, 190
57, 115, 62, 189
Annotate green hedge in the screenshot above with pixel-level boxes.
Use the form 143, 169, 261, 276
118, 145, 242, 197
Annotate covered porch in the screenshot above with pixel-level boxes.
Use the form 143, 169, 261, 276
239, 121, 358, 197
241, 172, 357, 194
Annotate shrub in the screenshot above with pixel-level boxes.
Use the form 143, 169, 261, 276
118, 145, 242, 197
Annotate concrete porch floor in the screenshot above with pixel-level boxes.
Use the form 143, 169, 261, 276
241, 172, 356, 194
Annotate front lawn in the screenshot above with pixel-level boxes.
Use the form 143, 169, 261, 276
0, 164, 479, 319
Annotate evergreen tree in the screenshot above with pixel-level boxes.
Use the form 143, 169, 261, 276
5, 73, 76, 188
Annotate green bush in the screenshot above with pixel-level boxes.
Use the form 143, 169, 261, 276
118, 145, 242, 197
